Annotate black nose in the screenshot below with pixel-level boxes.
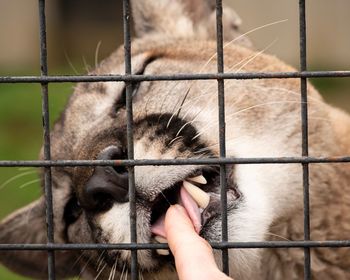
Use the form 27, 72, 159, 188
82, 146, 129, 211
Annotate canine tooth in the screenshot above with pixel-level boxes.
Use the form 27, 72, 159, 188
155, 236, 168, 243
188, 175, 207, 184
156, 249, 170, 256
183, 181, 210, 209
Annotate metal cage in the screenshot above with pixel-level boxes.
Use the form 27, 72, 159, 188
1, 0, 350, 279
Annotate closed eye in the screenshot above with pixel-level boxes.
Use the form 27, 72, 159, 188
115, 82, 141, 111
114, 55, 158, 112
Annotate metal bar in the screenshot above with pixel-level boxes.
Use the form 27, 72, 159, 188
122, 0, 138, 279
1, 1, 349, 278
0, 240, 350, 251
299, 0, 311, 279
1, 156, 350, 167
1, 70, 350, 83
38, 0, 55, 279
215, 0, 229, 275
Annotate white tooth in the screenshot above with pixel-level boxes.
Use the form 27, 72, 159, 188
188, 175, 207, 184
183, 181, 210, 209
155, 236, 168, 243
156, 249, 170, 256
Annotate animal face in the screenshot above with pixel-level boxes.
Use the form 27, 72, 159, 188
1, 0, 350, 279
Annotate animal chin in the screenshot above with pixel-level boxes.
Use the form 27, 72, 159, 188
149, 168, 240, 256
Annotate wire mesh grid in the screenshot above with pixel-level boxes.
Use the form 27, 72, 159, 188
1, 0, 350, 279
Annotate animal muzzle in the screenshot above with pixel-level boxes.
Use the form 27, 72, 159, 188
80, 146, 129, 211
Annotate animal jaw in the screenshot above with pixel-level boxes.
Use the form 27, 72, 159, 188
1, 0, 350, 279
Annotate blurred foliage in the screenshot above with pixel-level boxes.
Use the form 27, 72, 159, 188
311, 78, 350, 112
0, 76, 72, 279
0, 81, 73, 216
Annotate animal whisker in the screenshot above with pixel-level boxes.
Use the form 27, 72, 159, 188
223, 19, 288, 52
94, 263, 107, 280
67, 252, 88, 278
166, 19, 288, 130
246, 84, 326, 105
180, 81, 245, 121
96, 251, 106, 272
197, 19, 288, 76
175, 119, 196, 137
225, 100, 305, 120
119, 263, 126, 280
265, 232, 291, 242
170, 36, 279, 131
192, 38, 277, 101
77, 254, 95, 280
82, 55, 91, 73
167, 136, 184, 147
17, 167, 34, 171
124, 268, 128, 280
0, 171, 37, 190
18, 178, 41, 189
160, 191, 172, 207
233, 39, 278, 73
64, 51, 79, 75
166, 81, 192, 128
108, 258, 117, 280
191, 100, 308, 141
175, 86, 192, 119
95, 41, 102, 69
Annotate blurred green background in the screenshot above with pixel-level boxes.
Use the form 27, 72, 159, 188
0, 0, 349, 279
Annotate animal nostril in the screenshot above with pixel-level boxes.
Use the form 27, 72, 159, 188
81, 146, 129, 211
86, 191, 115, 212
98, 145, 127, 161
113, 165, 128, 175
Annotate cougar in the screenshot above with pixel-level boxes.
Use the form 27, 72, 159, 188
1, 0, 350, 279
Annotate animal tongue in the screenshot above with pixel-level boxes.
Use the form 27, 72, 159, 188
151, 186, 202, 238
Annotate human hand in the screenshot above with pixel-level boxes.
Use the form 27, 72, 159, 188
164, 204, 233, 280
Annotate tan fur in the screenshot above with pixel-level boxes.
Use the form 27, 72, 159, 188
1, 0, 349, 279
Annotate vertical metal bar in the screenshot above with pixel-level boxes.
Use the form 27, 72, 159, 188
38, 0, 55, 279
215, 0, 229, 275
122, 0, 138, 279
299, 0, 311, 279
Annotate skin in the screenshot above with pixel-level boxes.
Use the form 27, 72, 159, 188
165, 205, 232, 280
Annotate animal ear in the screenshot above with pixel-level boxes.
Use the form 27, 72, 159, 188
131, 0, 252, 47
0, 196, 80, 278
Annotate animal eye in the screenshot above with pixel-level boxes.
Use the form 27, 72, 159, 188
114, 55, 156, 112
63, 195, 82, 226
115, 82, 140, 111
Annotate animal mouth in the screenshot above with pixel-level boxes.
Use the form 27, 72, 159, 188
149, 167, 239, 256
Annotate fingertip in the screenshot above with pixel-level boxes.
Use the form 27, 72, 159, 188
165, 205, 195, 238
166, 204, 187, 218
164, 204, 214, 258
164, 205, 227, 279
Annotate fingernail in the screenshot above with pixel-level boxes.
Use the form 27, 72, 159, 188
173, 204, 186, 214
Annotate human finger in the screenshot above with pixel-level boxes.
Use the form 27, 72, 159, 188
164, 204, 231, 280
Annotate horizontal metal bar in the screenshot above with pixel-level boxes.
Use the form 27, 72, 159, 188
0, 71, 350, 84
0, 156, 350, 167
0, 240, 349, 251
